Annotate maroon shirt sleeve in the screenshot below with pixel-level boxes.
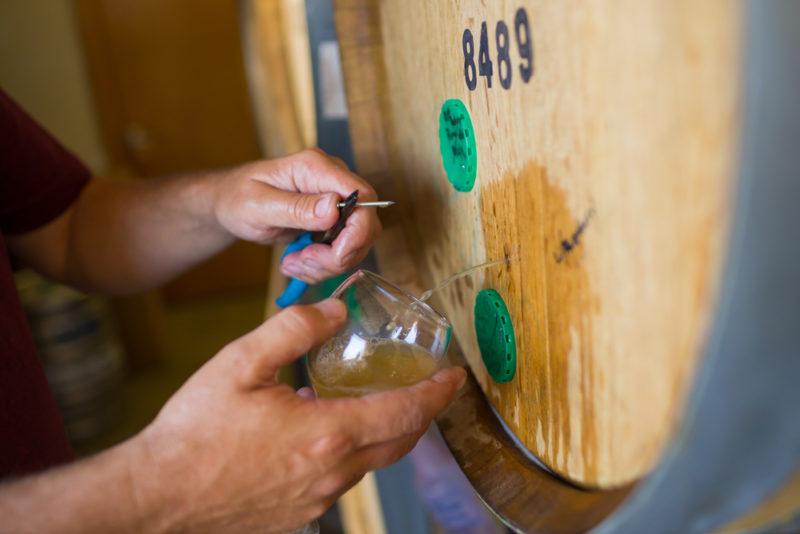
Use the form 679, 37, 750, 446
0, 88, 91, 235
0, 88, 91, 476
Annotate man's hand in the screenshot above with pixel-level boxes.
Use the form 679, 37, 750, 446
213, 149, 381, 283
135, 299, 465, 532
0, 299, 464, 533
7, 148, 381, 295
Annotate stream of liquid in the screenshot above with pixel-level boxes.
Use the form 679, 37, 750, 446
418, 258, 511, 302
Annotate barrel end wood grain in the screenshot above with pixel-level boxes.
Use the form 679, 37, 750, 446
337, 0, 741, 488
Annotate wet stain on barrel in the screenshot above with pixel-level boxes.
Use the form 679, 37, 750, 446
479, 161, 599, 484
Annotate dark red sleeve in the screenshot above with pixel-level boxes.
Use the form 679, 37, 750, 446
0, 88, 91, 235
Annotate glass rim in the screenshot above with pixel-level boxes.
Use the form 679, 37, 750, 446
331, 269, 451, 329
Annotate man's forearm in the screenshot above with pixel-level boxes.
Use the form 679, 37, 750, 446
0, 438, 167, 533
61, 172, 233, 295
9, 150, 379, 294
8, 169, 233, 295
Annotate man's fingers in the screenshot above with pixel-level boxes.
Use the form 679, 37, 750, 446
335, 433, 422, 482
331, 207, 382, 265
328, 367, 467, 447
280, 149, 378, 201
281, 206, 382, 282
231, 299, 347, 388
280, 243, 338, 284
311, 470, 365, 504
257, 186, 340, 231
329, 156, 349, 170
296, 386, 316, 400
247, 149, 382, 282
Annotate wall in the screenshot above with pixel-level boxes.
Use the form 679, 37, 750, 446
0, 0, 107, 172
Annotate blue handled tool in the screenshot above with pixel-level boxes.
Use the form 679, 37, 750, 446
275, 191, 394, 307
275, 232, 315, 308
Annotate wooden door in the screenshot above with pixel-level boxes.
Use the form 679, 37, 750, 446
75, 0, 269, 301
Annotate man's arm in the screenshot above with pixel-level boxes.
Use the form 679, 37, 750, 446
0, 437, 155, 533
0, 300, 466, 533
7, 149, 381, 295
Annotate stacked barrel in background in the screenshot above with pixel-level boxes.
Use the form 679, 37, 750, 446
16, 272, 125, 445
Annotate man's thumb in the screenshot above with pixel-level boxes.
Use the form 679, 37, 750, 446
265, 188, 339, 231
232, 299, 347, 388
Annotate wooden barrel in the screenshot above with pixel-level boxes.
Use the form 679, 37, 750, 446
240, 0, 316, 159
16, 273, 125, 444
334, 0, 800, 531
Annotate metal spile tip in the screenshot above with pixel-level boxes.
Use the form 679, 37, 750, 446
337, 200, 396, 208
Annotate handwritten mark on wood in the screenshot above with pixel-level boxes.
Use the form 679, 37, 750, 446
555, 208, 596, 263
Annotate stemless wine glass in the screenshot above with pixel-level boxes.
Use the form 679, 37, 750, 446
294, 271, 452, 534
307, 270, 453, 399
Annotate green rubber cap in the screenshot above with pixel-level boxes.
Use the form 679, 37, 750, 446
474, 289, 517, 383
438, 99, 477, 192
